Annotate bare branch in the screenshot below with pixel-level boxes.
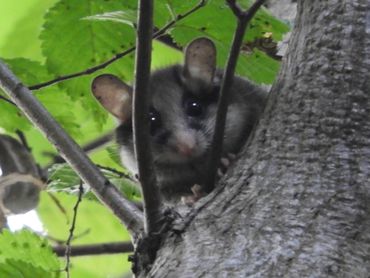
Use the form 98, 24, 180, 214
28, 0, 206, 91
204, 0, 266, 192
53, 241, 133, 257
0, 60, 144, 236
133, 0, 161, 234
64, 181, 83, 278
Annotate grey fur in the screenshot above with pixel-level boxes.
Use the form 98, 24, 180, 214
94, 38, 267, 203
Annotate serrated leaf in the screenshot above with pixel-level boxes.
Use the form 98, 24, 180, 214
47, 163, 140, 201
106, 145, 122, 167
102, 168, 141, 200
167, 0, 289, 84
47, 163, 81, 192
0, 259, 53, 278
0, 230, 60, 275
40, 0, 137, 130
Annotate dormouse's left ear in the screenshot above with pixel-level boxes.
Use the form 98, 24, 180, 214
91, 74, 132, 123
183, 37, 216, 85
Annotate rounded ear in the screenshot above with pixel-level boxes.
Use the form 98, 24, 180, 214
91, 74, 132, 122
183, 37, 217, 85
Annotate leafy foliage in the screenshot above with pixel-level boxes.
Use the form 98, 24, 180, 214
40, 0, 137, 129
1, 58, 80, 135
47, 163, 140, 201
0, 260, 52, 278
0, 230, 60, 277
37, 192, 132, 277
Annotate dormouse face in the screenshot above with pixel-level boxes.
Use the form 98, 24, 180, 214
91, 37, 218, 165
144, 66, 220, 164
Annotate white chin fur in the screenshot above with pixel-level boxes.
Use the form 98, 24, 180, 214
120, 148, 138, 174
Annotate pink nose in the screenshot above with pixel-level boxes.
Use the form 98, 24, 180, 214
177, 143, 194, 156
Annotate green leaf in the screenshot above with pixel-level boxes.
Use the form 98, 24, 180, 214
167, 0, 289, 84
83, 10, 137, 27
0, 0, 57, 61
103, 168, 141, 201
37, 192, 132, 277
106, 145, 122, 167
245, 7, 290, 42
0, 93, 30, 133
47, 163, 81, 192
0, 259, 54, 278
47, 163, 140, 201
0, 230, 60, 276
40, 0, 137, 130
1, 58, 80, 136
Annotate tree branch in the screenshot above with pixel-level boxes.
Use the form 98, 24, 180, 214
28, 0, 206, 91
133, 0, 161, 234
0, 60, 144, 236
53, 241, 133, 257
204, 0, 266, 192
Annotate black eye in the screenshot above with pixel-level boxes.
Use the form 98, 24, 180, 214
149, 109, 161, 135
185, 98, 203, 117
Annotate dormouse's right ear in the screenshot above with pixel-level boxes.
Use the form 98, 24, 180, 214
91, 74, 132, 122
183, 37, 217, 85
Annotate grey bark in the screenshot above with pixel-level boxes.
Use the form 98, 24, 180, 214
142, 0, 370, 277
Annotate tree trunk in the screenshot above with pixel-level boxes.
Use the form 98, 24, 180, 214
143, 1, 370, 277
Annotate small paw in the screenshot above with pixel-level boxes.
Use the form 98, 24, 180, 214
218, 152, 236, 176
181, 184, 206, 206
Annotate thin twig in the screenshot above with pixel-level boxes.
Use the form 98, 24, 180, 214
45, 229, 90, 245
204, 0, 266, 192
226, 0, 243, 17
133, 0, 161, 234
0, 60, 144, 236
53, 241, 133, 257
64, 181, 84, 278
0, 95, 16, 106
43, 131, 114, 168
15, 129, 32, 152
48, 192, 69, 223
97, 164, 136, 182
28, 0, 206, 91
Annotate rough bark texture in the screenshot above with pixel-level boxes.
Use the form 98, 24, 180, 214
139, 0, 370, 277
